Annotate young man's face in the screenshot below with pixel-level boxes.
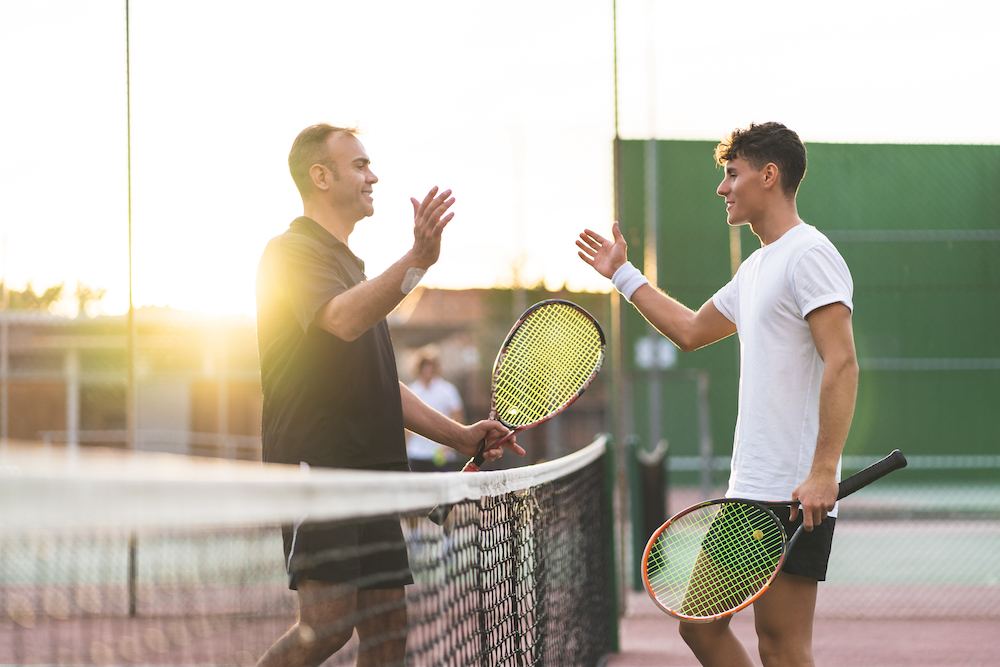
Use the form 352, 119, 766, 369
324, 132, 379, 221
716, 157, 767, 226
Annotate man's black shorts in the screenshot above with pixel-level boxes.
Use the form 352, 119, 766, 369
771, 505, 836, 581
282, 515, 414, 591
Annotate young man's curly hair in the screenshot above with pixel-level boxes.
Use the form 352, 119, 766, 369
714, 122, 807, 198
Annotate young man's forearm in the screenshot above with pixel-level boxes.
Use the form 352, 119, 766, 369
812, 354, 859, 476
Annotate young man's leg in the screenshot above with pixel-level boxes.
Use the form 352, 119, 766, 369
677, 615, 756, 667
752, 571, 818, 667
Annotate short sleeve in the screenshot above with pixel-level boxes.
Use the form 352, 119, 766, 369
280, 233, 351, 332
712, 276, 738, 324
792, 244, 854, 318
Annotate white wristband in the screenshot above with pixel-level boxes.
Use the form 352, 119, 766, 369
401, 267, 426, 295
611, 261, 649, 302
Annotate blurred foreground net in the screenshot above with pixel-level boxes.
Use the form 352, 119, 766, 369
0, 437, 615, 666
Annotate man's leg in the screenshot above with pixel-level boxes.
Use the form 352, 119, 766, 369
678, 615, 756, 667
752, 572, 818, 667
356, 587, 408, 667
256, 578, 357, 667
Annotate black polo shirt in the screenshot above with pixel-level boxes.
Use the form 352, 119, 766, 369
256, 217, 408, 470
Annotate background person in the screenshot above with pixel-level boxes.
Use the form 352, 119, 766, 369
406, 350, 465, 472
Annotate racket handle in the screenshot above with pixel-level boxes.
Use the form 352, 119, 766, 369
428, 503, 452, 525
427, 442, 488, 525
837, 449, 907, 500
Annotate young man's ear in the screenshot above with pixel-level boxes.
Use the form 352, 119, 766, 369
762, 163, 781, 191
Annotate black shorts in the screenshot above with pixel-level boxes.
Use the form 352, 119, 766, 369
282, 515, 414, 591
771, 505, 836, 581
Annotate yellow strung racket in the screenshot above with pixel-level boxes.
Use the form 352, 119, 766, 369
429, 300, 606, 525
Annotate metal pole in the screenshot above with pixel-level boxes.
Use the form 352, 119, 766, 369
125, 0, 135, 454
696, 372, 714, 498
643, 142, 660, 456
125, 0, 139, 619
1, 238, 8, 450
610, 0, 630, 622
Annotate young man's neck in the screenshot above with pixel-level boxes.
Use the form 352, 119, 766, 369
748, 199, 803, 246
302, 200, 357, 246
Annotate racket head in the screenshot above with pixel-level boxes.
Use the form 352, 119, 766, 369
642, 499, 789, 622
489, 300, 606, 429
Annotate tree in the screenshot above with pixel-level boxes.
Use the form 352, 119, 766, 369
1, 282, 105, 315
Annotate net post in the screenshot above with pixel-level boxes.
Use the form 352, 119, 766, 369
601, 433, 621, 654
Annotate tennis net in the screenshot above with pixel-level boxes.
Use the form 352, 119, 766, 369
0, 436, 616, 666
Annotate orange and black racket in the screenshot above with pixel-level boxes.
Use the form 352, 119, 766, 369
428, 299, 606, 525
642, 449, 907, 622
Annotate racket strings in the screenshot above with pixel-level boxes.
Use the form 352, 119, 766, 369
493, 304, 604, 427
645, 502, 784, 619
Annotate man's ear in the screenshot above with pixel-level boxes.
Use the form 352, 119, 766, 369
761, 162, 781, 191
309, 164, 330, 191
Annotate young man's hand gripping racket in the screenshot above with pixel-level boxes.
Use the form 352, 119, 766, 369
642, 449, 907, 622
428, 300, 606, 525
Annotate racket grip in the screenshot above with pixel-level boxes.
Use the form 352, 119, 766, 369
837, 449, 907, 500
428, 503, 452, 525
427, 457, 483, 525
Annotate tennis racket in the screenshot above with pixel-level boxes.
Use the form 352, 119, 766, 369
428, 299, 606, 525
642, 449, 907, 622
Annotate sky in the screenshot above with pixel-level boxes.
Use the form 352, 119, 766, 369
0, 0, 997, 317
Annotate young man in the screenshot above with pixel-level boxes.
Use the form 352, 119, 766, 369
577, 122, 858, 667
256, 123, 524, 667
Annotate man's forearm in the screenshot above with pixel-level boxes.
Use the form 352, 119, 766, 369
399, 382, 464, 448
812, 355, 859, 476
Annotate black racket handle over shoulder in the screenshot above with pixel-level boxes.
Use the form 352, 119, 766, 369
837, 449, 907, 500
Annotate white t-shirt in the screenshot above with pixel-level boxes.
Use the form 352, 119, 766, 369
406, 377, 464, 461
712, 223, 853, 513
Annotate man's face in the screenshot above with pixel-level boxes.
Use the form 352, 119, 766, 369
716, 157, 766, 226
324, 132, 378, 221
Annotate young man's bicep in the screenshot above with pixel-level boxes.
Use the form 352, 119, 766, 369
692, 298, 738, 349
805, 302, 857, 364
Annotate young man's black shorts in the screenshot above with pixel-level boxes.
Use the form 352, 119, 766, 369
771, 505, 836, 581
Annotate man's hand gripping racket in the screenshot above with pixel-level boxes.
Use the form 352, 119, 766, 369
642, 449, 907, 622
428, 300, 606, 525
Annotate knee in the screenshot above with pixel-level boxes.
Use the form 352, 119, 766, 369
678, 619, 718, 650
756, 630, 812, 667
298, 621, 353, 663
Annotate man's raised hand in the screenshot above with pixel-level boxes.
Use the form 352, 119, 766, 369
409, 186, 455, 269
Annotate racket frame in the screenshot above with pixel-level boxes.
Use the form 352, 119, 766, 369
428, 299, 606, 525
641, 497, 792, 623
465, 298, 606, 471
641, 449, 908, 622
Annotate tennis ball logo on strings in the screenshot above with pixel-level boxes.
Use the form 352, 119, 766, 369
752, 529, 764, 541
